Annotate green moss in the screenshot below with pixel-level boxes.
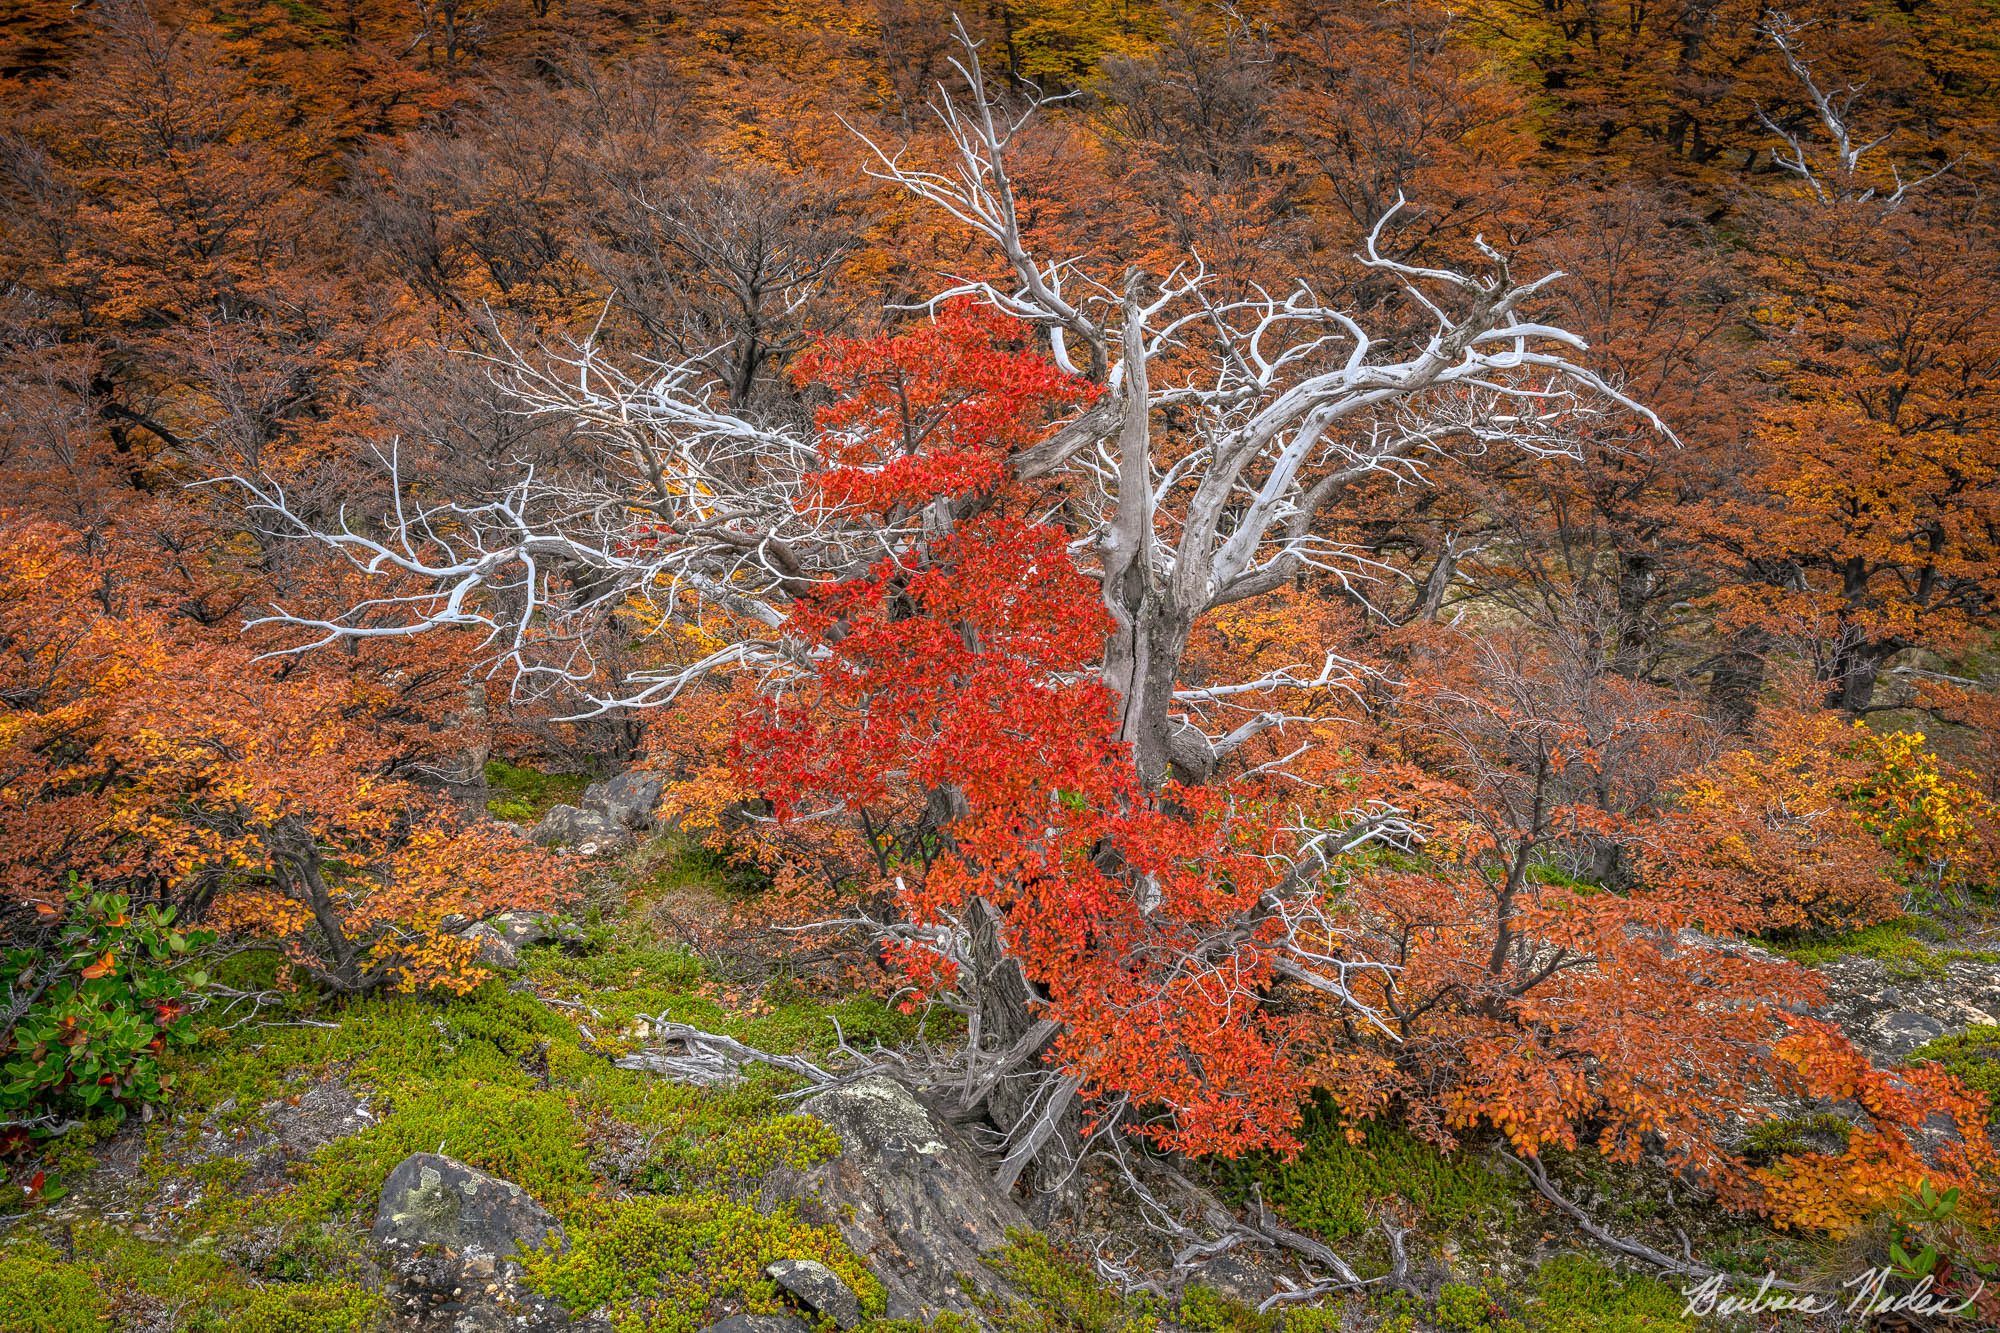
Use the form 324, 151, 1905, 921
522, 1192, 881, 1333
1174, 1284, 1276, 1332
630, 838, 774, 900
1519, 1255, 1698, 1332
272, 1078, 608, 1220
1740, 1112, 1855, 1162
1217, 1106, 1519, 1242
520, 921, 924, 1060
1359, 1287, 1421, 1333
1280, 1308, 1346, 1333
0, 1227, 381, 1333
1436, 1282, 1525, 1333
983, 1231, 1158, 1332
1761, 918, 1950, 978
109, 927, 890, 1299
3, 862, 917, 1333
1911, 1024, 2000, 1123
217, 1284, 382, 1333
484, 758, 589, 822
164, 978, 874, 1240
0, 1240, 111, 1333
645, 1111, 841, 1193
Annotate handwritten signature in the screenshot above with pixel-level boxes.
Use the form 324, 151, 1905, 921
1681, 1268, 1982, 1320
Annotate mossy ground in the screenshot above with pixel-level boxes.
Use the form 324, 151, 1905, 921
1215, 1105, 1524, 1248
0, 836, 1873, 1331
484, 757, 591, 823
0, 842, 921, 1332
1756, 913, 2000, 978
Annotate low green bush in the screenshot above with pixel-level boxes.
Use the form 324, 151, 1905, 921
1911, 1024, 2000, 1123
0, 882, 210, 1159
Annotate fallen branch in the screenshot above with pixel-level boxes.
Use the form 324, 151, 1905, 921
620, 1017, 839, 1086
1501, 1151, 1814, 1294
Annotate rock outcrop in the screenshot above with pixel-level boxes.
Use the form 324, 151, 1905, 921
582, 769, 667, 832
764, 1258, 862, 1329
458, 910, 583, 970
530, 804, 633, 855
762, 1075, 1025, 1322
1810, 950, 2000, 1060
372, 1152, 598, 1331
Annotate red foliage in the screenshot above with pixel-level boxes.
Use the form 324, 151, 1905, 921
736, 313, 1325, 1155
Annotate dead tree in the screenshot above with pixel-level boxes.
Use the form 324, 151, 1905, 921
222, 25, 1664, 1203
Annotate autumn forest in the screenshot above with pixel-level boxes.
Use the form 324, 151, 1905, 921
1, 0, 1999, 1329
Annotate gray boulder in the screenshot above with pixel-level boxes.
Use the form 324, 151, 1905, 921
460, 921, 521, 970
374, 1152, 564, 1259
530, 804, 633, 855
765, 1258, 862, 1329
490, 910, 584, 950
1183, 1253, 1282, 1309
372, 1152, 592, 1331
762, 1075, 1025, 1321
460, 911, 586, 970
699, 1318, 813, 1333
583, 770, 667, 832
1873, 1009, 1949, 1058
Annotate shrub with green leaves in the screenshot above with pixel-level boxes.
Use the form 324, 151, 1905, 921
0, 883, 211, 1153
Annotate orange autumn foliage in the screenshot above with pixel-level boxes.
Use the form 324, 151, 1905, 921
1758, 1020, 1997, 1234
1655, 710, 1911, 934
0, 512, 567, 993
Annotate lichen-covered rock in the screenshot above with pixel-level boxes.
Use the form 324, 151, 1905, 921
698, 1317, 814, 1333
1182, 1253, 1283, 1310
765, 1258, 862, 1329
1873, 1009, 1950, 1058
582, 770, 667, 831
460, 921, 521, 970
530, 804, 633, 855
1809, 950, 2000, 1059
460, 911, 585, 971
762, 1075, 1024, 1321
372, 1152, 595, 1331
374, 1152, 564, 1260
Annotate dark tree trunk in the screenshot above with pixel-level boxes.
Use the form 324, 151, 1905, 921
1706, 634, 1768, 733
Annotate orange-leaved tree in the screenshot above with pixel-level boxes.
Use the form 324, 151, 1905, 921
1331, 628, 1996, 1218
0, 510, 565, 994
1656, 705, 1998, 933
